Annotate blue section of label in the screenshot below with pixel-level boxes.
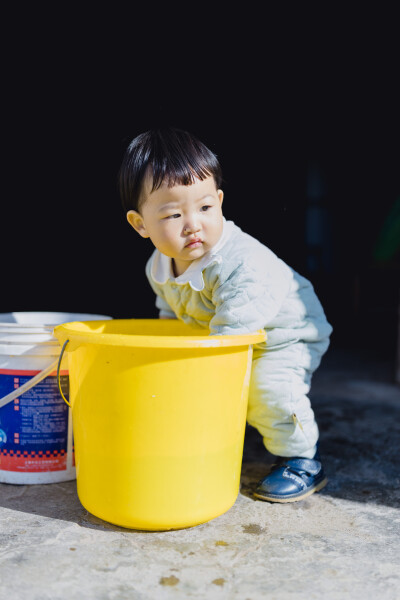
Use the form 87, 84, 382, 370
0, 373, 69, 454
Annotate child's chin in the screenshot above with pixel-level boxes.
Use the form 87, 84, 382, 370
185, 247, 205, 259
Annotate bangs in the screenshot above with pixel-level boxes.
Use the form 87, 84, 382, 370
150, 160, 215, 192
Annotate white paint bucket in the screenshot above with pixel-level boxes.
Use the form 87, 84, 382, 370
0, 312, 111, 484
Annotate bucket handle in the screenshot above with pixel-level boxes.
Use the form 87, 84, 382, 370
57, 339, 71, 407
0, 357, 59, 410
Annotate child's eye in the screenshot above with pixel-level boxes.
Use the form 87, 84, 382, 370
165, 213, 181, 219
201, 205, 211, 212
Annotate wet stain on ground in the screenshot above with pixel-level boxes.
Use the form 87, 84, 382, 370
242, 523, 265, 534
159, 575, 179, 586
212, 578, 226, 586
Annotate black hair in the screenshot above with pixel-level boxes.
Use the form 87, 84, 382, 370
118, 127, 223, 213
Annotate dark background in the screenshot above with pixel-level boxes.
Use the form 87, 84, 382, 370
1, 9, 399, 367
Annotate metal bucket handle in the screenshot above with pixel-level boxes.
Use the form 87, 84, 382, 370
57, 339, 71, 407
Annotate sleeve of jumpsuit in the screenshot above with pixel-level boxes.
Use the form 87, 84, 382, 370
155, 295, 177, 319
208, 258, 293, 335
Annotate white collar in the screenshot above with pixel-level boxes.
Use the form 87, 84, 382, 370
150, 218, 235, 291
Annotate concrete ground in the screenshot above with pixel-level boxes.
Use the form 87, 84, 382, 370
1, 346, 400, 600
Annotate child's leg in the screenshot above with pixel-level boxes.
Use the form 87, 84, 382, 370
247, 339, 329, 458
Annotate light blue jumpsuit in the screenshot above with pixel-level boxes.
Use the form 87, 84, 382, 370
145, 219, 333, 458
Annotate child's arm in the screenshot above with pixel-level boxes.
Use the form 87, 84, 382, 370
156, 294, 177, 320
208, 260, 293, 336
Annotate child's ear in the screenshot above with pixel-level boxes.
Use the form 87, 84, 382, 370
217, 189, 224, 206
126, 210, 149, 238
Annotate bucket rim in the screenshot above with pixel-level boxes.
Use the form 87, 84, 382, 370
54, 319, 266, 349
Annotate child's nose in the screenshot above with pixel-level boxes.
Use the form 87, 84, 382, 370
183, 218, 200, 234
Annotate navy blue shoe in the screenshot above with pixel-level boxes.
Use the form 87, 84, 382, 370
253, 450, 328, 503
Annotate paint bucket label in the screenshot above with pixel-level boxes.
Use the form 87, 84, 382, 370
0, 369, 73, 473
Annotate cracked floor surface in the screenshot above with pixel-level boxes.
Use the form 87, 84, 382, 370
1, 347, 400, 600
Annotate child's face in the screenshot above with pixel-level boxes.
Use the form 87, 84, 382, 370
127, 175, 224, 276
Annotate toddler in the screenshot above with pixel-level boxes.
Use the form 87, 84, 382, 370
119, 127, 333, 503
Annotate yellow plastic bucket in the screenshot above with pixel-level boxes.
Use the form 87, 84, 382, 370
53, 319, 266, 530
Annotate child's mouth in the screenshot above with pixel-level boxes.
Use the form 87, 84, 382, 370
185, 239, 203, 248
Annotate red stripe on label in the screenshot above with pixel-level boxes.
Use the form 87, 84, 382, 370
0, 453, 67, 472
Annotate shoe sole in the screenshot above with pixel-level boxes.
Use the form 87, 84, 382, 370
253, 477, 328, 503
